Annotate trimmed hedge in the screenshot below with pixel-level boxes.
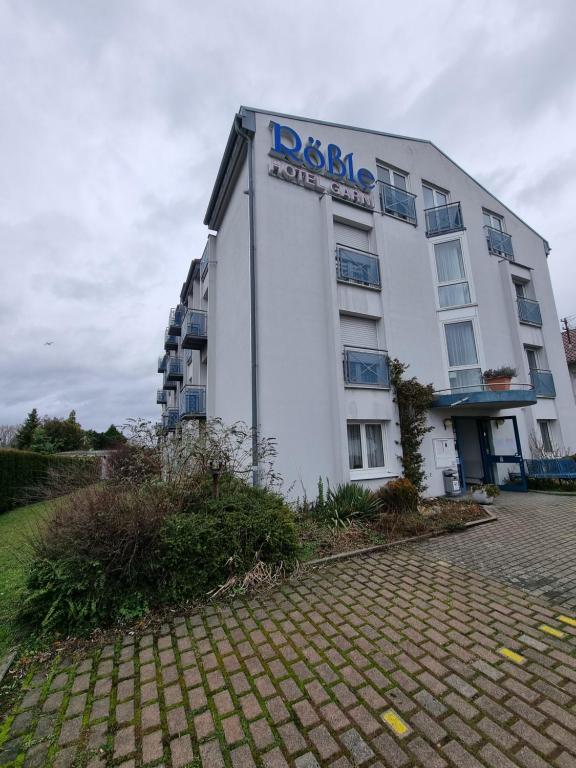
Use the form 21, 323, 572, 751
0, 449, 100, 512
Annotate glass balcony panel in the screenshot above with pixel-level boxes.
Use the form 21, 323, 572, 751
180, 385, 207, 418
344, 349, 390, 388
380, 183, 417, 224
336, 247, 381, 288
156, 390, 168, 404
162, 408, 179, 431
425, 202, 464, 236
517, 297, 542, 326
530, 369, 556, 398
187, 310, 207, 338
158, 355, 167, 373
485, 225, 514, 260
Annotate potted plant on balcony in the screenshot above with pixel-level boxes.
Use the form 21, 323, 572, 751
483, 366, 517, 391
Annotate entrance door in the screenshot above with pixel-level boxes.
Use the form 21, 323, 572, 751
477, 416, 526, 491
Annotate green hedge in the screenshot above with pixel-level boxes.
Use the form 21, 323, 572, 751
0, 449, 100, 513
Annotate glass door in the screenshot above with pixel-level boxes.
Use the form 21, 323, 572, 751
477, 416, 527, 491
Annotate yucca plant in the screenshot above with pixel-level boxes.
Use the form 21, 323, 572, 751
324, 483, 379, 528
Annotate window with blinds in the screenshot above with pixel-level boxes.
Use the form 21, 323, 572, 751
340, 315, 379, 348
334, 222, 380, 289
334, 222, 370, 252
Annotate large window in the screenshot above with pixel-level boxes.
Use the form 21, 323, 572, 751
434, 240, 471, 308
377, 165, 417, 224
423, 184, 448, 209
445, 321, 482, 391
347, 422, 386, 470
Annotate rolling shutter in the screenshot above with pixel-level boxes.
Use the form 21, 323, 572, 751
340, 315, 378, 348
334, 222, 370, 252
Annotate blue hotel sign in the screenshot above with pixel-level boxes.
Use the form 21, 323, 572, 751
268, 121, 376, 210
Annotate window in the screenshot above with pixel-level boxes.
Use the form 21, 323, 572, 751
526, 348, 540, 371
444, 321, 482, 391
347, 422, 386, 470
377, 164, 417, 224
514, 281, 526, 299
483, 210, 503, 231
334, 222, 380, 288
423, 184, 448, 209
538, 420, 554, 454
434, 240, 471, 308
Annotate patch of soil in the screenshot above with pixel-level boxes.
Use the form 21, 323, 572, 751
298, 498, 487, 561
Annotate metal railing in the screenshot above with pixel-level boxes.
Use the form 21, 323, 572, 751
166, 356, 184, 380
162, 408, 180, 431
156, 390, 168, 404
180, 385, 206, 418
163, 371, 178, 390
344, 348, 390, 388
425, 202, 464, 236
517, 297, 542, 326
168, 306, 185, 335
164, 328, 179, 350
335, 246, 381, 288
157, 354, 167, 373
434, 382, 535, 396
378, 182, 417, 225
530, 369, 556, 398
485, 225, 514, 260
185, 310, 207, 340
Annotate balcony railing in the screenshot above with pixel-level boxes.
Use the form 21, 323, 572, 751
517, 297, 542, 326
158, 354, 167, 373
200, 249, 209, 279
530, 369, 556, 398
157, 390, 168, 404
425, 202, 464, 237
166, 356, 184, 381
485, 225, 514, 260
181, 309, 208, 349
168, 306, 185, 336
180, 385, 206, 419
164, 328, 179, 351
379, 182, 417, 225
336, 246, 381, 289
162, 408, 180, 431
344, 348, 390, 388
163, 372, 177, 390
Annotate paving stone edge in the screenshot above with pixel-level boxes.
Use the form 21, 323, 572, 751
0, 650, 17, 686
304, 506, 497, 567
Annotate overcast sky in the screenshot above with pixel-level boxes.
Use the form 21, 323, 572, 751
1, 0, 575, 431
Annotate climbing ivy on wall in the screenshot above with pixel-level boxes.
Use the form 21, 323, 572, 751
390, 359, 435, 494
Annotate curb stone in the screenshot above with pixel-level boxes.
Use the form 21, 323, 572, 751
304, 506, 497, 567
0, 649, 17, 685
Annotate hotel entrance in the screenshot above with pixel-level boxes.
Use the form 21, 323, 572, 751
454, 416, 527, 492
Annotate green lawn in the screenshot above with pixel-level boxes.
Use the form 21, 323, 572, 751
0, 500, 53, 658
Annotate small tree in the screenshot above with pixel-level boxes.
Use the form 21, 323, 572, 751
390, 359, 435, 494
14, 408, 40, 449
0, 424, 18, 448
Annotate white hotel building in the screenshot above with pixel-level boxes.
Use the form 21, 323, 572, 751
157, 107, 576, 498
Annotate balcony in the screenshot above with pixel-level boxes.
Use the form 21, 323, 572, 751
517, 297, 543, 327
344, 348, 390, 388
158, 354, 167, 373
485, 225, 514, 260
168, 306, 185, 336
425, 202, 464, 237
157, 390, 168, 405
336, 246, 381, 289
162, 408, 180, 432
164, 329, 179, 351
181, 310, 208, 349
180, 385, 206, 419
163, 372, 177, 390
433, 382, 537, 409
379, 182, 417, 225
530, 369, 556, 398
166, 356, 184, 381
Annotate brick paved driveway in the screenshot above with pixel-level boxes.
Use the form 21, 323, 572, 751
418, 492, 576, 610
2, 531, 576, 768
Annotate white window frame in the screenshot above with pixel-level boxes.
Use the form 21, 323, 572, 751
429, 234, 476, 311
422, 183, 449, 209
347, 421, 391, 480
537, 419, 555, 455
483, 209, 504, 231
377, 163, 410, 191
442, 317, 483, 392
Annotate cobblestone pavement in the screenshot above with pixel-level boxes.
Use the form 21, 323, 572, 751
417, 492, 576, 610
2, 536, 576, 768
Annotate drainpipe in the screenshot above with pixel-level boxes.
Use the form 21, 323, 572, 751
235, 115, 259, 485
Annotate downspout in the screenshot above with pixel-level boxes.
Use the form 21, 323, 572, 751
235, 116, 259, 485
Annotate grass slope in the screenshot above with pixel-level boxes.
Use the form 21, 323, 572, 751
0, 500, 53, 658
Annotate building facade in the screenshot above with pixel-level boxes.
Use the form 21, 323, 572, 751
157, 107, 576, 497
562, 321, 576, 404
